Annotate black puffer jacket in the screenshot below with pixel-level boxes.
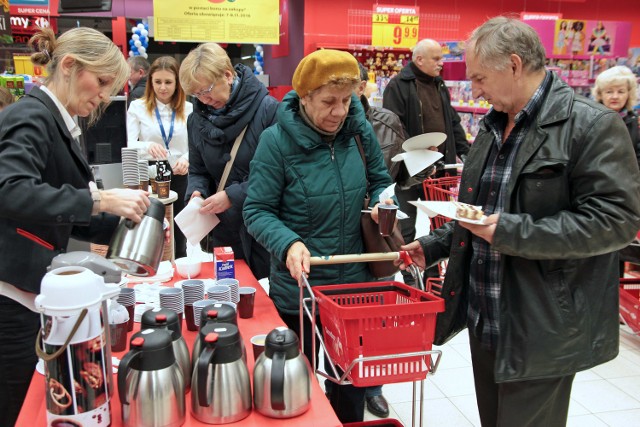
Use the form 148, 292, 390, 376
622, 109, 640, 168
419, 73, 640, 382
187, 63, 278, 244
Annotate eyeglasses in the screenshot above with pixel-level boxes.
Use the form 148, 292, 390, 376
192, 82, 216, 98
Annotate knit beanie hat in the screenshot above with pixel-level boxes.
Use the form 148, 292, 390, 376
292, 49, 360, 98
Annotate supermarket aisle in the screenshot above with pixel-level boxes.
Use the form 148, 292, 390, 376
365, 326, 640, 426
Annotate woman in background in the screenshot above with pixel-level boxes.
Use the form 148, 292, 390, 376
592, 65, 640, 276
179, 42, 277, 279
127, 56, 192, 258
0, 27, 149, 426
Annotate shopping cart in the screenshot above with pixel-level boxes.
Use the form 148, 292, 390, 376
620, 278, 640, 336
299, 252, 445, 427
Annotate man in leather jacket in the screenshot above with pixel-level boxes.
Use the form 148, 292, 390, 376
399, 17, 640, 427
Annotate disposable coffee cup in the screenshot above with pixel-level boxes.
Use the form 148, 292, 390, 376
378, 204, 398, 236
184, 304, 197, 331
157, 180, 171, 199
251, 334, 267, 361
238, 287, 256, 319
110, 321, 128, 352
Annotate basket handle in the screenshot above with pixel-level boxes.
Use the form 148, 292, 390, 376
310, 252, 400, 265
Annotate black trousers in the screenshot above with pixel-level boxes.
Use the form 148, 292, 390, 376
469, 332, 575, 427
0, 296, 41, 427
170, 173, 188, 258
278, 311, 366, 423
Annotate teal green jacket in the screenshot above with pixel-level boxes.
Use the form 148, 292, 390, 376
243, 91, 392, 314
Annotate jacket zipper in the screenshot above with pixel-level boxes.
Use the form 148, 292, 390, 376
330, 142, 335, 160
16, 228, 54, 250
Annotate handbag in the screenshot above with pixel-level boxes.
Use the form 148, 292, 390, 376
354, 135, 404, 279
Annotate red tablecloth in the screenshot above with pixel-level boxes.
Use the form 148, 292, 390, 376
17, 261, 341, 427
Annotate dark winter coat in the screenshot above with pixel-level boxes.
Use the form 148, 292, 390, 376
243, 91, 392, 314
419, 73, 640, 382
383, 63, 470, 167
186, 63, 278, 251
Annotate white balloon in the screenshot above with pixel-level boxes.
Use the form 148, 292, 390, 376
134, 40, 142, 47
131, 26, 137, 33
138, 46, 146, 54
255, 65, 263, 72
129, 50, 135, 57
141, 29, 148, 37
256, 45, 264, 53
253, 60, 260, 68
137, 23, 145, 29
259, 71, 264, 75
142, 53, 148, 59
132, 34, 140, 41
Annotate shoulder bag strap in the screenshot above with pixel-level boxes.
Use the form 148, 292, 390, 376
217, 125, 248, 193
354, 135, 371, 209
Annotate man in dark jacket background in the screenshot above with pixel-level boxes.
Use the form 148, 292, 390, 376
383, 39, 470, 251
399, 17, 640, 427
127, 56, 149, 106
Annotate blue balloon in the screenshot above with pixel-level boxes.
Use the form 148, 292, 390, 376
134, 29, 141, 35
129, 39, 135, 46
255, 52, 262, 60
131, 46, 139, 53
142, 41, 148, 48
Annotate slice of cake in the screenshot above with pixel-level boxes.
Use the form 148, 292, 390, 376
453, 201, 484, 220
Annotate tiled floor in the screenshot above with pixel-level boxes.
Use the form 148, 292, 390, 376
361, 325, 640, 426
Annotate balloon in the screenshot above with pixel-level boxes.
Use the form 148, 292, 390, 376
259, 71, 264, 75
142, 40, 148, 49
256, 45, 264, 53
255, 52, 262, 60
134, 40, 142, 47
142, 53, 148, 59
253, 60, 260, 68
131, 45, 139, 53
129, 39, 135, 46
129, 50, 134, 57
132, 34, 139, 41
131, 26, 137, 33
134, 29, 141, 36
255, 65, 263, 72
141, 29, 148, 37
137, 23, 145, 30
138, 46, 146, 54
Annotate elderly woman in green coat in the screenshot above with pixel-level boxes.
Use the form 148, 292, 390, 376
243, 49, 393, 423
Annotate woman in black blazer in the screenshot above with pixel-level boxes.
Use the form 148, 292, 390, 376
0, 27, 151, 426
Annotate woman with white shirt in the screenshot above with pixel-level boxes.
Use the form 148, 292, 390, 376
127, 56, 193, 257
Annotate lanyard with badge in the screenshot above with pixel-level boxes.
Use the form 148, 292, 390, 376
155, 106, 176, 150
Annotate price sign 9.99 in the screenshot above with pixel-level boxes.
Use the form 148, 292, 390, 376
371, 5, 420, 49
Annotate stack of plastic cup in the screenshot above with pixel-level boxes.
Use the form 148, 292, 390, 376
121, 148, 140, 188
181, 280, 205, 331
192, 299, 212, 328
206, 284, 231, 302
159, 287, 184, 318
217, 278, 240, 304
116, 287, 136, 331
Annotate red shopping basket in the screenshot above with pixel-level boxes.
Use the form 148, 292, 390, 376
312, 281, 445, 387
620, 278, 640, 335
423, 176, 462, 231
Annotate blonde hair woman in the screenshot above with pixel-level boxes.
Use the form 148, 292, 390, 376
0, 27, 150, 426
592, 65, 639, 166
127, 56, 193, 257
178, 42, 278, 279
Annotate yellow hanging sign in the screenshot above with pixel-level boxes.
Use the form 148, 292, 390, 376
371, 5, 420, 49
153, 0, 279, 44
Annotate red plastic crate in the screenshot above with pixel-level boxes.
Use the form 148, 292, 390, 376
422, 176, 461, 231
312, 281, 445, 387
620, 278, 640, 334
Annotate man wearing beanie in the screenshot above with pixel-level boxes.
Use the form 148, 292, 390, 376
383, 39, 470, 271
244, 49, 394, 423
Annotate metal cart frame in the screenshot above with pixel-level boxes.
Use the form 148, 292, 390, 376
298, 253, 442, 427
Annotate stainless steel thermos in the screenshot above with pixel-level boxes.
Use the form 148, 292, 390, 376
118, 329, 185, 427
191, 323, 251, 424
140, 308, 191, 390
253, 327, 312, 418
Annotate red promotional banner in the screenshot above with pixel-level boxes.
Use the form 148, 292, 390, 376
272, 0, 289, 58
